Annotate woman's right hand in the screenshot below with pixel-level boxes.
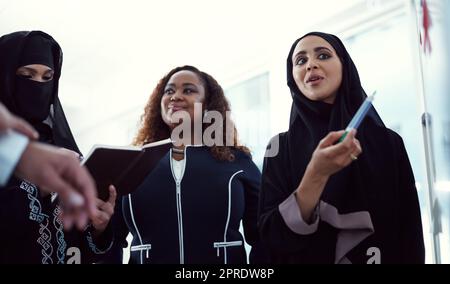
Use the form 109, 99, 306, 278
295, 129, 362, 223
307, 129, 362, 178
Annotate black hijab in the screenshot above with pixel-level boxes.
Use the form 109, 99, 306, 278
0, 31, 81, 154
285, 32, 392, 263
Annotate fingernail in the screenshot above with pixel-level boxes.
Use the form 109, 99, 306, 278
69, 192, 85, 207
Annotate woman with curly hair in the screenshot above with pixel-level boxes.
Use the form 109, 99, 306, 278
104, 65, 266, 264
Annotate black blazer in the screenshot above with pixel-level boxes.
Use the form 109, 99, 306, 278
103, 146, 266, 264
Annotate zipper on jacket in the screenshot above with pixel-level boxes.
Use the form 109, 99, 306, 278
170, 149, 187, 264
175, 180, 184, 264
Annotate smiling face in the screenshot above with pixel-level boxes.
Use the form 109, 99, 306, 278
160, 70, 206, 129
291, 35, 342, 104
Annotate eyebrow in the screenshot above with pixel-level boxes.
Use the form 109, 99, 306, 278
19, 67, 54, 74
293, 46, 333, 60
19, 67, 36, 73
165, 83, 198, 88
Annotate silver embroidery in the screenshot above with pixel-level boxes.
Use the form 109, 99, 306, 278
53, 205, 67, 264
20, 180, 67, 264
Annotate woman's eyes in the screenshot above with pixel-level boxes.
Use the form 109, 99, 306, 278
318, 53, 331, 60
164, 88, 196, 95
18, 74, 32, 79
184, 88, 195, 94
296, 58, 307, 65
296, 53, 331, 65
17, 73, 53, 81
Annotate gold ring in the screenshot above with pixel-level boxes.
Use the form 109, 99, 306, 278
350, 154, 358, 161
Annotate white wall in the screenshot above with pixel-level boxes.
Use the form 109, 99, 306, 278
0, 0, 362, 152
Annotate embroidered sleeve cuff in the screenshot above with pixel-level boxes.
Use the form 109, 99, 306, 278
278, 192, 319, 235
85, 223, 114, 254
0, 131, 29, 186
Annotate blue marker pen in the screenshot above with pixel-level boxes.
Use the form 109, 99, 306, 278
338, 91, 376, 142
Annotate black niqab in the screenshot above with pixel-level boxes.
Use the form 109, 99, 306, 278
0, 30, 80, 154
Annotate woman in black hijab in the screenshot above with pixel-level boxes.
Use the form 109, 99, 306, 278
0, 31, 78, 149
258, 32, 425, 264
0, 31, 115, 264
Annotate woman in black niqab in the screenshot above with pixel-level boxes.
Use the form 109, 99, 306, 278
0, 31, 113, 264
0, 30, 80, 153
258, 32, 425, 264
